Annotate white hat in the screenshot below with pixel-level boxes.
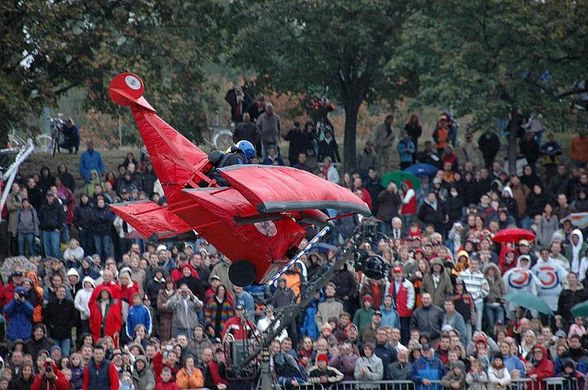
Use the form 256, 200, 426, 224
67, 268, 80, 278
82, 276, 96, 288
157, 244, 167, 252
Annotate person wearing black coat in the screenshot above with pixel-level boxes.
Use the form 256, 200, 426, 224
74, 193, 94, 254
332, 263, 358, 314
57, 163, 76, 193
90, 197, 114, 259
42, 286, 77, 356
404, 114, 423, 163
141, 162, 157, 197
478, 130, 501, 169
38, 166, 55, 195
445, 186, 464, 227
9, 364, 34, 390
25, 324, 55, 360
519, 132, 540, 169
25, 176, 44, 210
38, 191, 66, 259
284, 122, 313, 166
317, 129, 341, 163
526, 185, 549, 218
417, 192, 447, 235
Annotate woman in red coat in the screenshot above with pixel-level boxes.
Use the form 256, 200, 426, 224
89, 284, 122, 346
527, 344, 555, 390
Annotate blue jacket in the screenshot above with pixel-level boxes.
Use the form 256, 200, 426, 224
397, 139, 416, 162
235, 291, 256, 322
411, 356, 443, 390
126, 304, 152, 338
301, 298, 320, 340
504, 353, 526, 376
379, 305, 400, 329
3, 299, 34, 341
79, 150, 105, 182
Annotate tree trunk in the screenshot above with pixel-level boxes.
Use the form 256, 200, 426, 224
506, 106, 521, 175
343, 101, 361, 173
0, 122, 8, 149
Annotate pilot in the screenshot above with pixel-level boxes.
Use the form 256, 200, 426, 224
209, 140, 256, 168
206, 140, 256, 187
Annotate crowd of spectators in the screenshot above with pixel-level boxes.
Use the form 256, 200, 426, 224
1, 108, 588, 390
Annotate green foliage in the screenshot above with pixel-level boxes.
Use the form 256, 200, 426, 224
231, 0, 422, 170
396, 1, 588, 133
0, 0, 231, 146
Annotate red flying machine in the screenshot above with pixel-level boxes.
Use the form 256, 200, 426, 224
108, 73, 371, 287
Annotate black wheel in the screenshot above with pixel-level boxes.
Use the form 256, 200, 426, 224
228, 260, 257, 287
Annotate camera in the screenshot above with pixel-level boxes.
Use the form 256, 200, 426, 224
45, 360, 53, 373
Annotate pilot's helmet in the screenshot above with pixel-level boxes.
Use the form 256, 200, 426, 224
235, 140, 256, 160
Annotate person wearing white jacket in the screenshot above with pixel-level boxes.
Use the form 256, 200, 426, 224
74, 276, 95, 333
487, 354, 511, 390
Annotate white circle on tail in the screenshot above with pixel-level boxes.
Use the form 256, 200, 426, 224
254, 221, 277, 237
125, 75, 141, 90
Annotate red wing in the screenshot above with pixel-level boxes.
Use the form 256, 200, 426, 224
182, 188, 307, 281
219, 165, 371, 216
109, 201, 194, 239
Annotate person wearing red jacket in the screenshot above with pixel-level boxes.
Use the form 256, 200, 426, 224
89, 270, 121, 302
82, 345, 119, 390
118, 269, 139, 306
88, 285, 122, 346
170, 254, 199, 283
528, 344, 555, 390
386, 266, 415, 345
31, 358, 70, 390
222, 305, 256, 340
156, 367, 178, 390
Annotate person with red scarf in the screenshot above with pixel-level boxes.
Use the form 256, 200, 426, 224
89, 285, 122, 346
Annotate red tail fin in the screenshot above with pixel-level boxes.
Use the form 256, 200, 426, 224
109, 73, 209, 201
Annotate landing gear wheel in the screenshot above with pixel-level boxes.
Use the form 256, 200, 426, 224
229, 260, 256, 287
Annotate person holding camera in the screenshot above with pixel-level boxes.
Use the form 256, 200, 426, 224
31, 357, 70, 390
3, 286, 34, 342
165, 284, 202, 340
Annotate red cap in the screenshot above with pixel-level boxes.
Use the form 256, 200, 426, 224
317, 354, 329, 364
363, 295, 373, 303
392, 266, 403, 273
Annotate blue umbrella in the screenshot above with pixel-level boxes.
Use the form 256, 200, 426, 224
404, 163, 439, 177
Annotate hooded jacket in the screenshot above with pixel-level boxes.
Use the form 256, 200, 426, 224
421, 258, 453, 307
88, 285, 122, 344
527, 344, 555, 389
483, 263, 506, 304
132, 355, 155, 390
74, 277, 95, 320
566, 229, 587, 274
502, 256, 540, 314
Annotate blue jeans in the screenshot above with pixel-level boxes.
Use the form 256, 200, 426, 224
42, 230, 62, 258
18, 232, 36, 256
61, 224, 70, 243
94, 235, 113, 259
474, 300, 484, 331
484, 303, 504, 333
55, 338, 71, 357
